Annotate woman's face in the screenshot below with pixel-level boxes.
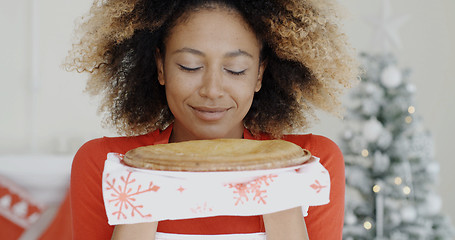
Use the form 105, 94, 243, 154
156, 8, 266, 142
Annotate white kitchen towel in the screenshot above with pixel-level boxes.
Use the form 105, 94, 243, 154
102, 152, 330, 225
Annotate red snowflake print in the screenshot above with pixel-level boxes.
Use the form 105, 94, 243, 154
310, 179, 327, 193
105, 171, 160, 220
226, 174, 277, 205
191, 202, 213, 214
177, 186, 185, 193
227, 183, 249, 205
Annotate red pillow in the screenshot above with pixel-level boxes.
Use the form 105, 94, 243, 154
0, 175, 44, 240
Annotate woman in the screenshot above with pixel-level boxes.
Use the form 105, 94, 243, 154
68, 0, 358, 239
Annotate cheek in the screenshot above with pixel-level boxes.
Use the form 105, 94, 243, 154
232, 81, 257, 108
164, 71, 192, 95
163, 76, 202, 112
165, 81, 188, 101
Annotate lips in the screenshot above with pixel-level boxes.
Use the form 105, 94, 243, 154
191, 106, 230, 121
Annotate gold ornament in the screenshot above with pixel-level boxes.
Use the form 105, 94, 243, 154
363, 220, 373, 230
403, 186, 411, 195
373, 184, 381, 193
394, 177, 402, 185
405, 116, 413, 124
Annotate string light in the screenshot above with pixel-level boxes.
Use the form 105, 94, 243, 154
394, 177, 402, 185
405, 116, 413, 124
403, 186, 411, 195
363, 220, 373, 230
373, 184, 381, 193
361, 149, 369, 157
408, 106, 415, 114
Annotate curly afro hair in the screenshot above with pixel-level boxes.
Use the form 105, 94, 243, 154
66, 0, 359, 138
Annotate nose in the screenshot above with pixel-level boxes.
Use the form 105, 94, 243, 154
199, 68, 224, 99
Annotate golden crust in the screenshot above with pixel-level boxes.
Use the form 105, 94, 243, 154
124, 139, 311, 171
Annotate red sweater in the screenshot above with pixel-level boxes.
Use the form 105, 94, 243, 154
69, 126, 345, 239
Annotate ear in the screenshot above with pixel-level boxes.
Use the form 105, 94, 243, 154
155, 49, 165, 86
255, 60, 267, 92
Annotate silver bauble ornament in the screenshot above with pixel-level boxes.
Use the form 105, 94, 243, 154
377, 129, 393, 149
400, 205, 417, 222
345, 212, 357, 225
406, 83, 416, 93
388, 211, 402, 226
373, 151, 390, 173
420, 194, 442, 216
426, 161, 440, 175
363, 118, 383, 142
381, 65, 402, 88
343, 129, 353, 140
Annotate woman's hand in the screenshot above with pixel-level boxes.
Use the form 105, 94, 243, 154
263, 207, 309, 240
111, 222, 158, 240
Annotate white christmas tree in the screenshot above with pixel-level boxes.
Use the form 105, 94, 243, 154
341, 53, 455, 239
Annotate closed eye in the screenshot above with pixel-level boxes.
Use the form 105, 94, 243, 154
178, 64, 202, 72
225, 69, 246, 76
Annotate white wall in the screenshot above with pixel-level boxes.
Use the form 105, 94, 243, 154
1, 0, 454, 225
1, 0, 112, 155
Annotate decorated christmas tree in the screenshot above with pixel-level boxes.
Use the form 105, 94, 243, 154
341, 53, 455, 239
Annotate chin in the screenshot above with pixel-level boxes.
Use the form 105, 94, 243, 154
194, 131, 228, 140
192, 126, 239, 140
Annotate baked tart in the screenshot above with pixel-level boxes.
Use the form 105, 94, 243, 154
124, 139, 311, 171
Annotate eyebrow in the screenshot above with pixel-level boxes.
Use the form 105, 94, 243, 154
173, 47, 253, 59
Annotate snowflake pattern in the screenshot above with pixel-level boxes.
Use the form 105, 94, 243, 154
177, 186, 185, 193
191, 202, 213, 214
103, 153, 330, 224
310, 179, 327, 193
226, 174, 278, 205
105, 171, 160, 220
